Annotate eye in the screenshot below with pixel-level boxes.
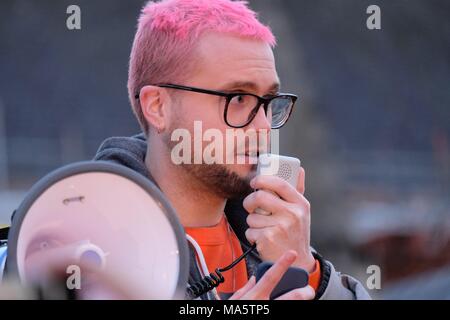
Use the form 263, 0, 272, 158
230, 94, 247, 104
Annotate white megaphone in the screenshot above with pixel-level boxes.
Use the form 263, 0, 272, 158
5, 161, 189, 299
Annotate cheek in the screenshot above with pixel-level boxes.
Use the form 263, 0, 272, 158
226, 162, 256, 178
198, 119, 231, 155
187, 95, 225, 125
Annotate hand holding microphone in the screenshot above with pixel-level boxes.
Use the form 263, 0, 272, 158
243, 154, 316, 273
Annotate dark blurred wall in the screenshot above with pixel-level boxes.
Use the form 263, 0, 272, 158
0, 0, 144, 183
1, 0, 448, 181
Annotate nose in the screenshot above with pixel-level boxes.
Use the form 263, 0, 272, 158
249, 104, 271, 131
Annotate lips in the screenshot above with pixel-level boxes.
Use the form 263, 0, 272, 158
244, 151, 260, 157
233, 150, 261, 165
236, 150, 261, 159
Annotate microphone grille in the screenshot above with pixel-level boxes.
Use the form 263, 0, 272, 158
277, 162, 293, 181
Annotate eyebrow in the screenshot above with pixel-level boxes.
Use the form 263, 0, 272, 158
219, 81, 280, 95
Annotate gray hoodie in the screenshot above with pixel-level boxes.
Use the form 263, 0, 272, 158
94, 133, 371, 300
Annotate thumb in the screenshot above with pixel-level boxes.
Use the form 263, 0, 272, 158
296, 167, 305, 195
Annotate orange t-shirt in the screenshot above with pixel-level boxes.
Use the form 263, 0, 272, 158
185, 215, 321, 296
185, 215, 248, 294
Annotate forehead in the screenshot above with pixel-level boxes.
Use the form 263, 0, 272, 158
190, 32, 279, 91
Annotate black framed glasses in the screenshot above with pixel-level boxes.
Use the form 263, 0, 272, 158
135, 83, 298, 129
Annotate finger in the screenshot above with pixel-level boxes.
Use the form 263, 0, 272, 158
246, 212, 278, 229
252, 250, 298, 297
297, 167, 305, 195
245, 226, 281, 246
245, 227, 263, 244
275, 285, 315, 300
251, 175, 300, 203
229, 276, 256, 300
243, 189, 285, 215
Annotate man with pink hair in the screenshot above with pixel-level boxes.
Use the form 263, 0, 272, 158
95, 0, 370, 300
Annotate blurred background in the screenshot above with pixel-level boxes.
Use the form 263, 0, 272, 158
0, 0, 449, 299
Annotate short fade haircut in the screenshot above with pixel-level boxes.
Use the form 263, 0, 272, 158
127, 0, 276, 135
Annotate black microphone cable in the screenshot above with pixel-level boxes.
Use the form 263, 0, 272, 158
186, 243, 256, 299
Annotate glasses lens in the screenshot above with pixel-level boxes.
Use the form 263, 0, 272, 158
226, 94, 260, 127
269, 96, 294, 128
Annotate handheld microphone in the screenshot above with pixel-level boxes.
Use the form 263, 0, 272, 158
254, 154, 301, 215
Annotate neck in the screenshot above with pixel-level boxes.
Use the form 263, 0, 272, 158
145, 140, 226, 228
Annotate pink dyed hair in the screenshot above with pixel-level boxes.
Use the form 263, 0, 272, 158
127, 0, 276, 135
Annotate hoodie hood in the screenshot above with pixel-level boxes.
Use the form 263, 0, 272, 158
94, 133, 150, 180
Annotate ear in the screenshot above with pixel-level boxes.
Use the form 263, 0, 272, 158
139, 85, 170, 133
